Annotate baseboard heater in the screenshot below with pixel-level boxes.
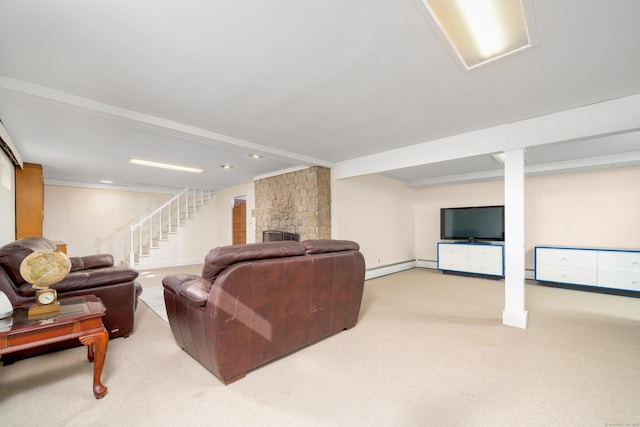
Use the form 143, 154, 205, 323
365, 260, 416, 280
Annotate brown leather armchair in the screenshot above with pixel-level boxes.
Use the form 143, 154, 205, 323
0, 237, 142, 344
163, 239, 366, 384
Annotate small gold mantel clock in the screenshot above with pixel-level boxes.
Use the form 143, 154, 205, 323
30, 287, 61, 316
19, 249, 71, 318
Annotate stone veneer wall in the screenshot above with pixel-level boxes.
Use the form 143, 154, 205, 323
255, 166, 331, 241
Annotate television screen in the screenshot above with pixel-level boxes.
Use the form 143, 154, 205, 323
440, 205, 504, 242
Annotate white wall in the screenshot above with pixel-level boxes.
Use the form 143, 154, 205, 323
41, 182, 255, 268
336, 174, 415, 269
525, 167, 640, 260
37, 164, 640, 272
43, 185, 172, 263
414, 180, 504, 262
414, 165, 640, 269
0, 150, 15, 246
213, 181, 256, 245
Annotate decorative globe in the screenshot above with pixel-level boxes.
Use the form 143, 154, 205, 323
19, 250, 71, 289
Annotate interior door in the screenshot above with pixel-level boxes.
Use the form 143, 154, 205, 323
232, 198, 246, 245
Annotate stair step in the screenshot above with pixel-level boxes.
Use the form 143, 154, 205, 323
130, 187, 213, 266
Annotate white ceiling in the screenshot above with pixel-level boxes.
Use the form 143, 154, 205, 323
1, 0, 640, 191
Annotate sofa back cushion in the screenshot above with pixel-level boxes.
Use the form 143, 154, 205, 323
302, 239, 360, 254
70, 254, 114, 271
0, 237, 57, 285
201, 241, 306, 286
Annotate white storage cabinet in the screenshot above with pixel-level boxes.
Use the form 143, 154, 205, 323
534, 246, 640, 292
437, 242, 504, 277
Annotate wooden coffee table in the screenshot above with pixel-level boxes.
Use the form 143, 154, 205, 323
0, 295, 109, 399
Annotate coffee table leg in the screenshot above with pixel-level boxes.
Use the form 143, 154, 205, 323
79, 329, 109, 399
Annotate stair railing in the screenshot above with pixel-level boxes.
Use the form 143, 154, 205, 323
128, 188, 212, 266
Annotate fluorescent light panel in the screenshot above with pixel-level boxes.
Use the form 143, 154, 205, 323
422, 0, 533, 70
129, 159, 203, 173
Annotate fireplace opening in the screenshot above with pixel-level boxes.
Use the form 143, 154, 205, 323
262, 230, 300, 242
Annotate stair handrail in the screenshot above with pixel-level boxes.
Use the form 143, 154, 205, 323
129, 188, 189, 231
128, 188, 213, 266
128, 188, 190, 266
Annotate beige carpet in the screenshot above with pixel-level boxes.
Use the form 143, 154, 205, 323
1, 267, 639, 427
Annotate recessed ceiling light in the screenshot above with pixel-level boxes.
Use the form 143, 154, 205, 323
248, 154, 263, 159
421, 0, 535, 70
100, 180, 114, 184
221, 164, 233, 170
129, 158, 204, 173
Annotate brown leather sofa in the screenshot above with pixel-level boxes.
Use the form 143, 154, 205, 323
162, 239, 366, 384
0, 237, 142, 342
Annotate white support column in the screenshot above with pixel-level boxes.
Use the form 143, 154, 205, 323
503, 148, 528, 329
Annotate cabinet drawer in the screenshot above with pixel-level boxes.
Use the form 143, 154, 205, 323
597, 268, 640, 291
468, 245, 503, 260
536, 248, 597, 267
438, 257, 468, 272
535, 264, 597, 286
467, 259, 503, 276
438, 244, 467, 258
597, 251, 640, 271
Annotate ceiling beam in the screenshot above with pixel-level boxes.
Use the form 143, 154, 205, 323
406, 151, 640, 188
0, 75, 333, 168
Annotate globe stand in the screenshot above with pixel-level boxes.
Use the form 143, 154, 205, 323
28, 287, 60, 318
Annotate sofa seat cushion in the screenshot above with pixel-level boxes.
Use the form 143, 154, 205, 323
17, 266, 139, 297
201, 241, 306, 286
302, 239, 360, 254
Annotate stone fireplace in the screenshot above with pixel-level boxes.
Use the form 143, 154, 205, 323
254, 166, 330, 242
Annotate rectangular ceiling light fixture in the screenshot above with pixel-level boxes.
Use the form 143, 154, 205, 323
129, 159, 204, 173
421, 0, 535, 70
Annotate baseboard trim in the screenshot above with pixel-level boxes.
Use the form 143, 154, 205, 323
366, 260, 416, 280
415, 259, 438, 269
525, 268, 535, 280
132, 258, 204, 270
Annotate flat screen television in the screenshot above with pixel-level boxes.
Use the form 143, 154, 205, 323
440, 205, 504, 242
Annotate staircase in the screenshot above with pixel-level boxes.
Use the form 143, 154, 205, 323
128, 188, 213, 267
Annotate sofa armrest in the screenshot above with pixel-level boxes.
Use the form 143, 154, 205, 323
163, 274, 209, 307
70, 254, 114, 271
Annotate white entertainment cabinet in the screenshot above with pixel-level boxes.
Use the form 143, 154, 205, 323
534, 245, 640, 293
437, 241, 504, 278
